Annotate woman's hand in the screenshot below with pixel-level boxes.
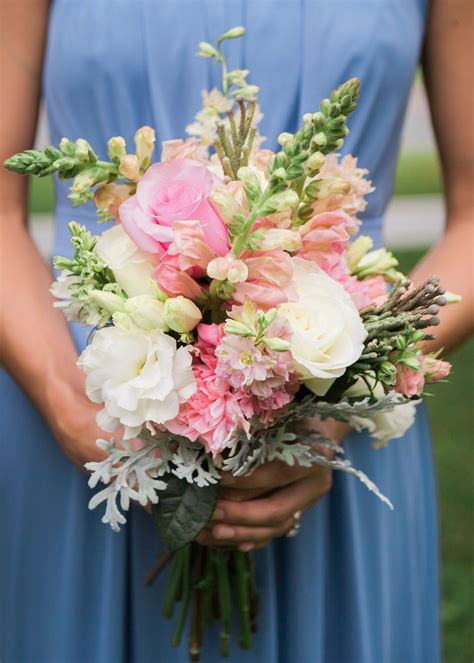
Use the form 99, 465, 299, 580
197, 419, 350, 551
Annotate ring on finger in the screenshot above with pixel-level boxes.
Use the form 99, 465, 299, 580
286, 510, 302, 538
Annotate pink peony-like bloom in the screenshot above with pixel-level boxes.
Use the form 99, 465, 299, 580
232, 250, 296, 309
297, 210, 358, 271
166, 219, 217, 272
119, 159, 229, 256
394, 364, 425, 398
164, 328, 247, 457
422, 356, 451, 383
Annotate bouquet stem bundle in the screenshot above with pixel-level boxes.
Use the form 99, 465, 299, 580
158, 545, 256, 660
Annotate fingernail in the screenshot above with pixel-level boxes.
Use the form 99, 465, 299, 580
212, 508, 225, 521
239, 543, 255, 552
215, 525, 235, 540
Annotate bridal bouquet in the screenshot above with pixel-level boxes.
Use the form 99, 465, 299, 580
6, 26, 455, 661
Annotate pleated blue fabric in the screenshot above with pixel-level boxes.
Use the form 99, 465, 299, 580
1, 2, 441, 661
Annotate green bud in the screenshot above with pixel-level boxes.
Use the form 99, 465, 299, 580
305, 151, 325, 176
444, 291, 462, 304
224, 320, 254, 337
260, 189, 299, 215
91, 289, 125, 315
75, 139, 97, 163
107, 136, 126, 161
263, 337, 290, 352
237, 166, 261, 201
313, 132, 328, 148
277, 132, 294, 146
218, 26, 246, 42
197, 41, 219, 58
59, 138, 77, 157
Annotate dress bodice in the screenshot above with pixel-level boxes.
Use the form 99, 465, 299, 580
44, 0, 427, 252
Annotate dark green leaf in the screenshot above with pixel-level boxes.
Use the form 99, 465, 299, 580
152, 474, 219, 552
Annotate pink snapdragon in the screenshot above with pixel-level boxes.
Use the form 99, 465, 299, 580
232, 250, 296, 309
297, 210, 358, 271
422, 356, 451, 383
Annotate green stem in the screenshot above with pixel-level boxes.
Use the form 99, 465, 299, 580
189, 545, 205, 662
162, 549, 185, 619
171, 544, 193, 646
215, 549, 232, 657
234, 551, 252, 649
232, 186, 274, 256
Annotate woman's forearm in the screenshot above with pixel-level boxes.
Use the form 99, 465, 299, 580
0, 209, 89, 429
409, 214, 474, 355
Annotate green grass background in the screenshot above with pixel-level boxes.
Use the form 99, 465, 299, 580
29, 153, 472, 661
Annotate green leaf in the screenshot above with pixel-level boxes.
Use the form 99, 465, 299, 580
152, 474, 219, 552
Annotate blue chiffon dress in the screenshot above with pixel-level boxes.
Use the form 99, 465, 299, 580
0, 2, 441, 662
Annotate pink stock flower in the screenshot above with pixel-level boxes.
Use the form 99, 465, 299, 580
119, 159, 229, 256
394, 364, 425, 398
422, 356, 451, 383
297, 210, 357, 271
232, 250, 296, 309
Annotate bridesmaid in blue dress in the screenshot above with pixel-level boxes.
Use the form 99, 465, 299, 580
1, 2, 472, 662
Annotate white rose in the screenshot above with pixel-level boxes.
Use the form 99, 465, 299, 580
95, 224, 158, 297
279, 257, 366, 396
344, 375, 417, 447
77, 326, 196, 439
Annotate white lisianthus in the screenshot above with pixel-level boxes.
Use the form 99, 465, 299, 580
279, 257, 366, 395
95, 224, 158, 297
77, 326, 196, 439
344, 375, 417, 447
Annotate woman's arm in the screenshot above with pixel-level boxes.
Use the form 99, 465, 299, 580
0, 1, 106, 466
411, 0, 474, 352
201, 0, 474, 550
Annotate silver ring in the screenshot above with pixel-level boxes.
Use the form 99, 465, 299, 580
286, 510, 302, 538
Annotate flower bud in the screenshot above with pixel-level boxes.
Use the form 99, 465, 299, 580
444, 291, 462, 304
237, 166, 261, 200
94, 183, 133, 220
91, 290, 125, 315
305, 151, 325, 176
257, 228, 302, 252
119, 154, 140, 181
71, 170, 97, 193
107, 136, 126, 161
164, 296, 202, 333
118, 296, 168, 331
219, 26, 246, 41
134, 126, 156, 168
75, 139, 97, 163
313, 132, 328, 148
353, 248, 398, 278
198, 41, 219, 58
207, 255, 248, 284
347, 235, 373, 272
210, 187, 244, 226
260, 189, 299, 215
263, 337, 290, 352
277, 132, 293, 146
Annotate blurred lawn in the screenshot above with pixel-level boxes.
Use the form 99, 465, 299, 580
29, 160, 471, 661
395, 250, 474, 663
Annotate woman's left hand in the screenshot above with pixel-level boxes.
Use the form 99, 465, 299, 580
196, 419, 350, 551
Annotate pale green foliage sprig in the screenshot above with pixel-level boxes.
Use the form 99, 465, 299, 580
4, 138, 119, 207
198, 26, 259, 100
53, 221, 121, 302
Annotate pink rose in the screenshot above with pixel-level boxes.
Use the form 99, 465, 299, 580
119, 159, 229, 256
422, 356, 451, 383
394, 364, 425, 398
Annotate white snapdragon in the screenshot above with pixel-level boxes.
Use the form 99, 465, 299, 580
78, 326, 196, 439
279, 258, 366, 395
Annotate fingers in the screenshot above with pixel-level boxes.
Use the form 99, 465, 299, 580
196, 517, 294, 550
213, 469, 332, 528
220, 459, 310, 491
